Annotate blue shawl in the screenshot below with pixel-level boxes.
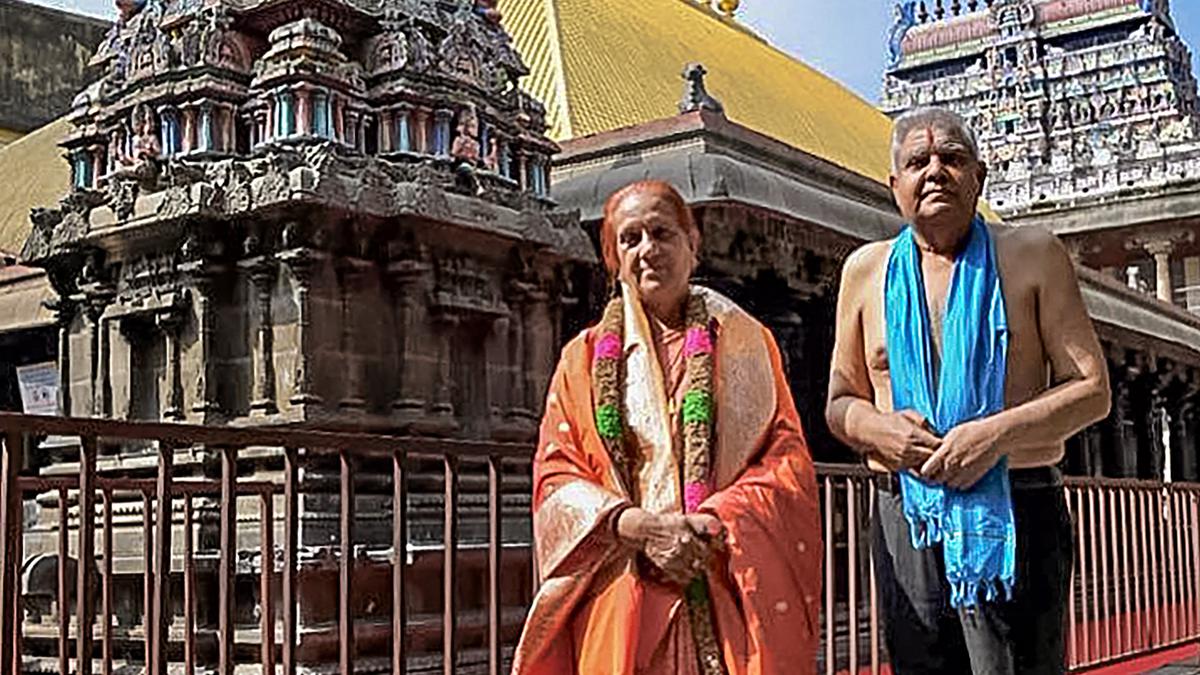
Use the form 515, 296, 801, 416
884, 215, 1016, 608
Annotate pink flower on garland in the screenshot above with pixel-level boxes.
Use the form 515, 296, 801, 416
684, 327, 713, 358
594, 333, 622, 363
684, 481, 711, 513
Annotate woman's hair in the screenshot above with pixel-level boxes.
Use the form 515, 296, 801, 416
599, 180, 699, 276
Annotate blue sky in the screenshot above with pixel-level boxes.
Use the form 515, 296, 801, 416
25, 0, 1200, 105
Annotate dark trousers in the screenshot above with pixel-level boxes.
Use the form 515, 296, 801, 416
872, 468, 1074, 675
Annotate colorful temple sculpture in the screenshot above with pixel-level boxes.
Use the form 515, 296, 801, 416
882, 0, 1200, 480
5, 0, 592, 670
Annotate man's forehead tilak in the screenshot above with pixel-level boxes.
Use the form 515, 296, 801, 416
901, 125, 972, 159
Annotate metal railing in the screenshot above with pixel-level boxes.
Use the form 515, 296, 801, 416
0, 412, 1197, 674
815, 466, 1200, 674
0, 412, 531, 675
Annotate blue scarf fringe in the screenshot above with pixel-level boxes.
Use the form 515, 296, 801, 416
885, 216, 1017, 609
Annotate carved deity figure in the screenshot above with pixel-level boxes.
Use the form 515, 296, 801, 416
115, 0, 146, 23
451, 106, 481, 164
474, 0, 502, 25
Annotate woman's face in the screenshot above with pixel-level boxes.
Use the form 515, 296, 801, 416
612, 191, 698, 314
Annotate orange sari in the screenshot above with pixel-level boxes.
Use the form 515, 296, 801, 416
513, 286, 822, 675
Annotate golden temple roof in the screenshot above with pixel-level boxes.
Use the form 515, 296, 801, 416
499, 0, 898, 185
0, 117, 71, 255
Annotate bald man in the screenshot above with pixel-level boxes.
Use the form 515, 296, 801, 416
826, 107, 1110, 675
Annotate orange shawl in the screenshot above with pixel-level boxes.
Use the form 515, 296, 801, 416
513, 286, 822, 675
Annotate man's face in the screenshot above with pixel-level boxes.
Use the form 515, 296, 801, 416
612, 191, 698, 310
889, 125, 987, 229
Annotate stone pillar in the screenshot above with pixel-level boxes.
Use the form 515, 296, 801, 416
1185, 256, 1200, 313
84, 294, 113, 418
336, 260, 368, 412
182, 106, 196, 153
1103, 352, 1139, 478
1175, 392, 1200, 483
49, 300, 76, 417
199, 103, 214, 152
244, 259, 278, 415
428, 315, 459, 432
396, 106, 411, 153
413, 109, 429, 154
387, 256, 429, 423
157, 307, 186, 421
92, 146, 105, 183
334, 96, 345, 143
296, 88, 312, 137
525, 288, 550, 411
1145, 240, 1174, 304
379, 110, 393, 153
279, 248, 322, 407
180, 259, 221, 421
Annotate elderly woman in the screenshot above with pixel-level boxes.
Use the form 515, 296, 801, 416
513, 180, 822, 675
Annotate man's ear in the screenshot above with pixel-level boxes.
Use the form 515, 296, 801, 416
975, 161, 989, 196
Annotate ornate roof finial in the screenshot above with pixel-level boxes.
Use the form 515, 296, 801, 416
679, 62, 725, 115
717, 0, 740, 18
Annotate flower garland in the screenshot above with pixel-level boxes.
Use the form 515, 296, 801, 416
592, 289, 725, 675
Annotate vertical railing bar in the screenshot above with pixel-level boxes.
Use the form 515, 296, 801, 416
340, 448, 356, 675
1187, 491, 1198, 640
59, 485, 71, 675
183, 495, 195, 675
1087, 487, 1099, 664
1177, 491, 1188, 642
1108, 486, 1122, 658
1076, 486, 1090, 666
824, 477, 835, 675
102, 488, 113, 675
1191, 492, 1200, 641
868, 484, 879, 675
218, 446, 237, 675
0, 431, 20, 675
1151, 488, 1163, 646
847, 479, 859, 675
282, 447, 299, 675
443, 455, 460, 675
1138, 490, 1150, 651
10, 460, 21, 675
1168, 490, 1180, 644
487, 455, 501, 675
142, 490, 154, 671
1181, 491, 1194, 640
393, 449, 408, 675
1067, 487, 1078, 669
150, 441, 174, 675
1120, 488, 1132, 657
261, 490, 276, 675
1180, 491, 1190, 642
1099, 488, 1111, 660
77, 435, 98, 675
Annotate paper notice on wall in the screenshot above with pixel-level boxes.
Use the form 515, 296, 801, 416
16, 362, 58, 416
16, 362, 74, 448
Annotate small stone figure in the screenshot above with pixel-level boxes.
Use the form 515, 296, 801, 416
678, 62, 724, 115
474, 0, 502, 25
451, 106, 481, 164
132, 105, 162, 165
